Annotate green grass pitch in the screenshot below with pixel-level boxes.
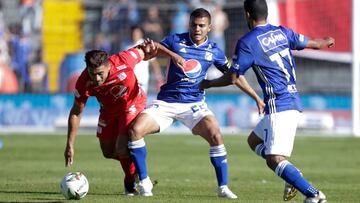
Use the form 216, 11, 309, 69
0, 133, 359, 202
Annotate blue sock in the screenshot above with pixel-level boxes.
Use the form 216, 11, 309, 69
275, 160, 318, 197
210, 144, 228, 186
128, 138, 148, 181
255, 143, 266, 159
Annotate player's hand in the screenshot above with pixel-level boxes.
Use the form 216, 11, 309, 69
325, 37, 335, 48
142, 38, 158, 60
64, 144, 74, 167
256, 99, 266, 115
172, 55, 185, 69
199, 79, 211, 90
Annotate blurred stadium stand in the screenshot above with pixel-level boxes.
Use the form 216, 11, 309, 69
0, 0, 354, 134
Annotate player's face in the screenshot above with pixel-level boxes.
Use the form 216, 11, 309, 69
87, 64, 110, 86
189, 16, 211, 45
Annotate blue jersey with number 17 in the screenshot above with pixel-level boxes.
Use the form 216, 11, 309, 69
158, 32, 229, 103
230, 24, 309, 114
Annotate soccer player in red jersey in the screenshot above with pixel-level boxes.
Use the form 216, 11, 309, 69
63, 39, 184, 195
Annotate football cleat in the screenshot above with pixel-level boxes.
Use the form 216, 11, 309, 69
124, 181, 139, 196
139, 176, 153, 196
218, 185, 238, 199
283, 182, 297, 201
303, 191, 327, 203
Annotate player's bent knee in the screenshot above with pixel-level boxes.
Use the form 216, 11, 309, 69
266, 155, 286, 170
128, 125, 144, 140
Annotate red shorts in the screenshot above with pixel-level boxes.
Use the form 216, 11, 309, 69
96, 94, 146, 140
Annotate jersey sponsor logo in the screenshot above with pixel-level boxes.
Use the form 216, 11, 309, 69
110, 85, 128, 99
205, 51, 213, 61
257, 29, 288, 52
183, 59, 202, 78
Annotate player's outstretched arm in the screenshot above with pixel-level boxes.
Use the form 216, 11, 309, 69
235, 75, 265, 115
64, 101, 84, 167
306, 37, 335, 49
199, 71, 234, 90
154, 42, 185, 69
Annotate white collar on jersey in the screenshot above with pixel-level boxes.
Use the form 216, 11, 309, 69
254, 23, 269, 28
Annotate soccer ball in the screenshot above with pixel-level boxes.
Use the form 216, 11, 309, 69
60, 172, 89, 200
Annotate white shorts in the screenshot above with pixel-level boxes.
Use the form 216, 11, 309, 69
142, 100, 214, 132
253, 110, 301, 157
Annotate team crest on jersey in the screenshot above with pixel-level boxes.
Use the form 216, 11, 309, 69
205, 51, 213, 61
257, 29, 288, 52
183, 59, 202, 78
117, 72, 127, 81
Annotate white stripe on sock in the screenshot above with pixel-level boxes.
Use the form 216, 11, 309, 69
210, 144, 227, 157
128, 138, 146, 149
275, 160, 290, 176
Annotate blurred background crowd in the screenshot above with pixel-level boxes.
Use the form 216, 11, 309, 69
0, 0, 351, 96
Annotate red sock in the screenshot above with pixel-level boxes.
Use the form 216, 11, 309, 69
119, 157, 136, 183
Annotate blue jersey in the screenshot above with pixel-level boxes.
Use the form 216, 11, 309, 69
230, 24, 309, 114
158, 32, 229, 103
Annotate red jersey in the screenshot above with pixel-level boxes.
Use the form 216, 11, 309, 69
74, 48, 146, 117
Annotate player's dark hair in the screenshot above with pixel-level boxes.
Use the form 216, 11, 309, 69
85, 50, 109, 70
190, 8, 211, 22
130, 24, 144, 34
244, 0, 268, 21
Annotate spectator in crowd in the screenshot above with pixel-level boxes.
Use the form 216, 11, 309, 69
93, 33, 112, 54
100, 0, 129, 53
20, 0, 42, 36
8, 24, 32, 92
170, 2, 189, 35
142, 6, 164, 42
0, 3, 10, 66
121, 25, 164, 93
209, 3, 229, 51
26, 49, 47, 93
0, 63, 19, 94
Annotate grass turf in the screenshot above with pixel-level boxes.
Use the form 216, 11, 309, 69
0, 134, 359, 202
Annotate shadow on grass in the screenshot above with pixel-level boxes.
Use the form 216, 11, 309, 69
0, 190, 65, 203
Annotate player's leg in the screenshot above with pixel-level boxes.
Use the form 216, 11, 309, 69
115, 135, 138, 196
249, 119, 297, 201
96, 115, 136, 196
248, 131, 266, 159
261, 111, 326, 201
128, 100, 174, 196
186, 103, 237, 199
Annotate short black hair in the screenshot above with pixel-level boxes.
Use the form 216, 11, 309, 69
244, 0, 268, 21
130, 24, 144, 34
190, 8, 211, 22
84, 50, 109, 70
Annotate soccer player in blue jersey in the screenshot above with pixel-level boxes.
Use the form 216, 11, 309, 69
200, 0, 334, 202
127, 8, 238, 198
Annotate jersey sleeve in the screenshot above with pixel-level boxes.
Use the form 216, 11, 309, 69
160, 34, 174, 50
230, 39, 254, 76
74, 72, 89, 106
110, 48, 142, 70
213, 47, 230, 73
282, 26, 309, 50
